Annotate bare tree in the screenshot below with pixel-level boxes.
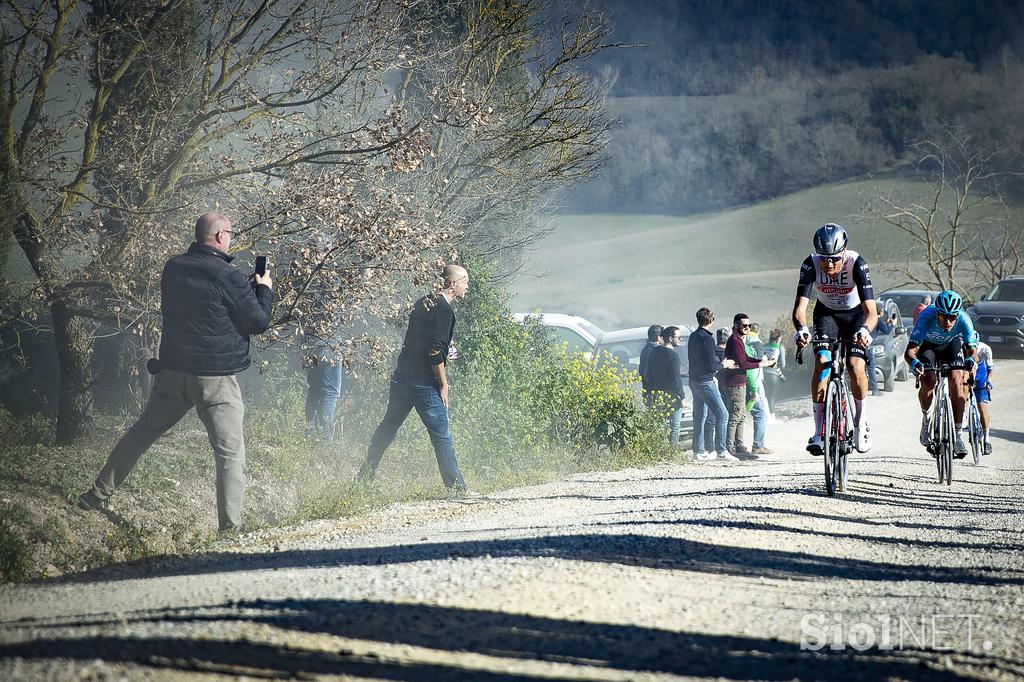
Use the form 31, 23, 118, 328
863, 126, 1019, 298
1, 0, 612, 442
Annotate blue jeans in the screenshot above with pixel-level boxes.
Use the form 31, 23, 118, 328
305, 349, 343, 443
361, 374, 465, 489
867, 350, 878, 392
690, 379, 728, 454
751, 393, 767, 449
666, 407, 683, 445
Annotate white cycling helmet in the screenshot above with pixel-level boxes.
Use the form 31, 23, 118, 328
812, 223, 849, 256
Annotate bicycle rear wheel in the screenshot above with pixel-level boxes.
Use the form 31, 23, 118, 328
823, 380, 840, 496
968, 399, 982, 465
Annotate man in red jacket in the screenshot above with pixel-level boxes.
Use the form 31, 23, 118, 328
723, 313, 776, 458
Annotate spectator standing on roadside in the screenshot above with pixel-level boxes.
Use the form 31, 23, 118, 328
303, 327, 345, 444
639, 324, 663, 407
715, 328, 729, 361
648, 326, 686, 445
724, 313, 776, 457
744, 326, 772, 455
763, 329, 786, 412
913, 295, 931, 325
78, 212, 274, 534
358, 265, 471, 495
866, 311, 895, 396
688, 308, 737, 461
708, 327, 731, 447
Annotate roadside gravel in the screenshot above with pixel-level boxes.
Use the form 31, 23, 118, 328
2, 361, 1023, 681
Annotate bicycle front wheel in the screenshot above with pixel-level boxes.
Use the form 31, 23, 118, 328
940, 394, 955, 485
823, 379, 840, 496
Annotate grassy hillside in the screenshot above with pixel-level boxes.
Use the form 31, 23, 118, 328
512, 174, 1023, 332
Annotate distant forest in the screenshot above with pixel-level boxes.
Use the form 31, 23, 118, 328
559, 0, 1024, 213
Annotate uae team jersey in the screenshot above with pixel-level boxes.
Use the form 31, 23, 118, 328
909, 306, 979, 347
796, 249, 874, 312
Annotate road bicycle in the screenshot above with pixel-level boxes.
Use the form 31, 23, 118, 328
965, 374, 983, 466
797, 338, 854, 496
916, 362, 968, 485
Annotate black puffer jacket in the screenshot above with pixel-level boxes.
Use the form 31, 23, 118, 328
158, 243, 273, 376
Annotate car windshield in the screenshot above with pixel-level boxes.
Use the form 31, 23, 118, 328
886, 294, 928, 317
595, 339, 646, 370
985, 280, 1024, 302
595, 338, 690, 375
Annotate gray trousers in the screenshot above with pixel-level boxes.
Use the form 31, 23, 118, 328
89, 370, 246, 531
724, 385, 748, 450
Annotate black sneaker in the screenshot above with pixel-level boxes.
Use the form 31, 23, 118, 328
983, 441, 993, 456
77, 490, 105, 511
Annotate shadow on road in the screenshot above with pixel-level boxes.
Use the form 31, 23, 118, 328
47, 530, 1024, 587
989, 427, 1024, 445
0, 599, 1003, 681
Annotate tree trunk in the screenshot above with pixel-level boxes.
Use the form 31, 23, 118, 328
52, 300, 96, 444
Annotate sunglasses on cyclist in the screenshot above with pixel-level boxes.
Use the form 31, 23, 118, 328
937, 312, 957, 322
816, 254, 843, 264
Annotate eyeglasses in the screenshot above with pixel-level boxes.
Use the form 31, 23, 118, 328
816, 254, 843, 264
738, 323, 751, 329
937, 312, 956, 322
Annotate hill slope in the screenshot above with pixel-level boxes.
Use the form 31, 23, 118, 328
512, 175, 1020, 331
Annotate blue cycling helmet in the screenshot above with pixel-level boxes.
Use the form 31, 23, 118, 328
812, 223, 849, 256
934, 290, 963, 316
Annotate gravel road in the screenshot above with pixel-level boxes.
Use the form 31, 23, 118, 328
2, 361, 1023, 681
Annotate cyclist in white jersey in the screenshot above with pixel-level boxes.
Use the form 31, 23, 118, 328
792, 224, 879, 454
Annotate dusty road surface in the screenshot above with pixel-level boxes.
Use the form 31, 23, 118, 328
2, 361, 1024, 681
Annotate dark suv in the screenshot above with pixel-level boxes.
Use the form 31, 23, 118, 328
967, 275, 1024, 355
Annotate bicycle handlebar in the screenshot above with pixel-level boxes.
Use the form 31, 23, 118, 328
913, 362, 973, 389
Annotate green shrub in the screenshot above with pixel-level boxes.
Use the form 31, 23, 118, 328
0, 519, 30, 583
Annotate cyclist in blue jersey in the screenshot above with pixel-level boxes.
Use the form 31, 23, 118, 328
905, 290, 979, 458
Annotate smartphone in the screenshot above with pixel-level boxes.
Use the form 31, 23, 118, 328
254, 255, 267, 277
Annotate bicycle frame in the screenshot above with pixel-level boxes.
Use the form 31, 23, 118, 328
798, 338, 855, 495
917, 363, 964, 485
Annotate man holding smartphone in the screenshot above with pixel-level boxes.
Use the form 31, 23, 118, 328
78, 212, 274, 534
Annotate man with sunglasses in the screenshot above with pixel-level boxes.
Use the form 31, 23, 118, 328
792, 223, 878, 455
905, 290, 979, 458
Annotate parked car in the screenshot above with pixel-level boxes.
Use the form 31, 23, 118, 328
593, 324, 695, 378
512, 312, 604, 356
877, 288, 939, 328
868, 298, 910, 391
967, 275, 1024, 355
593, 324, 696, 438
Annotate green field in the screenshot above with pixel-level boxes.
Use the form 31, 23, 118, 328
511, 173, 1022, 332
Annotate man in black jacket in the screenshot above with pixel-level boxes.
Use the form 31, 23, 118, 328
638, 324, 663, 406
358, 264, 470, 493
79, 212, 273, 532
688, 308, 737, 461
647, 326, 686, 444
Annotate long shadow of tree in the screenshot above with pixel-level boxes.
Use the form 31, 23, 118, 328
52, 531, 1024, 586
0, 599, 1008, 680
